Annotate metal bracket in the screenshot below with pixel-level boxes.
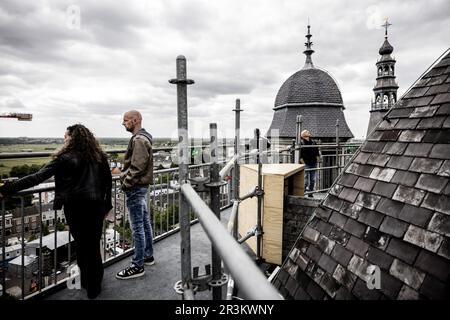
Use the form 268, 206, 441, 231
173, 280, 198, 295
189, 177, 210, 193
191, 264, 212, 292
208, 273, 229, 288
205, 180, 227, 188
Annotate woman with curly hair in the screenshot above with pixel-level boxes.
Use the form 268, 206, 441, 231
0, 124, 112, 299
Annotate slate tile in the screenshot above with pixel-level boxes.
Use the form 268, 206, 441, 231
315, 220, 333, 236
380, 216, 409, 238
386, 155, 414, 170
315, 206, 333, 221
340, 202, 363, 219
404, 225, 444, 252
343, 219, 366, 238
429, 143, 450, 159
397, 285, 420, 299
357, 208, 384, 228
323, 195, 343, 212
371, 181, 398, 198
329, 226, 350, 246
306, 279, 326, 300
414, 250, 450, 281
404, 96, 434, 108
303, 226, 321, 243
352, 278, 381, 300
338, 187, 360, 203
421, 193, 450, 215
318, 254, 338, 274
404, 143, 433, 157
362, 141, 386, 153
419, 275, 448, 299
389, 259, 425, 290
417, 117, 447, 130
378, 118, 399, 130
367, 153, 391, 167
364, 227, 389, 249
431, 93, 450, 105
386, 238, 420, 264
353, 177, 376, 193
356, 164, 376, 177
294, 285, 311, 300
346, 236, 370, 257
398, 204, 433, 227
394, 118, 420, 130
437, 160, 450, 177
366, 246, 394, 270
306, 244, 322, 262
382, 142, 408, 155
410, 105, 439, 117
444, 116, 450, 128
389, 108, 414, 118
437, 237, 450, 259
392, 185, 426, 206
436, 103, 450, 115
339, 173, 359, 188
409, 157, 443, 174
380, 271, 404, 299
428, 212, 450, 237
415, 173, 448, 193
355, 192, 381, 210
329, 212, 348, 229
376, 198, 404, 218
319, 273, 341, 298
353, 152, 371, 164
317, 235, 336, 255
391, 170, 419, 187
331, 244, 353, 267
398, 130, 426, 142
334, 286, 355, 300
379, 129, 401, 141
426, 83, 450, 95
348, 255, 372, 282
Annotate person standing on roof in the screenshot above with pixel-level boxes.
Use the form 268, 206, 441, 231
299, 130, 320, 198
116, 110, 155, 280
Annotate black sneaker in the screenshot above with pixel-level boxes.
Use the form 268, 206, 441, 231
144, 256, 155, 266
115, 265, 145, 280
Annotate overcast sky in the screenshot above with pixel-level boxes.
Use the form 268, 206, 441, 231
0, 0, 449, 140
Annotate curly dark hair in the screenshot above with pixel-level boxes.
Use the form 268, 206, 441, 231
53, 124, 107, 163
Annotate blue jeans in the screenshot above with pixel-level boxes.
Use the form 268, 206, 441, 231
305, 164, 317, 193
125, 187, 154, 268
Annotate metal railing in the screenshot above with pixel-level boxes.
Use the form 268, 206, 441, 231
0, 162, 232, 300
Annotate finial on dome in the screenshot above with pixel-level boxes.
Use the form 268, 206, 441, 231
303, 23, 315, 69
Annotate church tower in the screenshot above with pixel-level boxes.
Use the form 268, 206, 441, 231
367, 19, 399, 136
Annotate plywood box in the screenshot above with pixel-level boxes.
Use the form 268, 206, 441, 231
238, 164, 305, 265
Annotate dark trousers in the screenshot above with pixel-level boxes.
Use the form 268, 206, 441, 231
64, 201, 105, 298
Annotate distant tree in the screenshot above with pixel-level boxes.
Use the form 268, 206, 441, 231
56, 219, 66, 232
9, 163, 44, 178
170, 162, 178, 168
157, 164, 165, 170
41, 223, 50, 236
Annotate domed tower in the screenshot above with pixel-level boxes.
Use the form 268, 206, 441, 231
367, 19, 399, 136
267, 25, 353, 145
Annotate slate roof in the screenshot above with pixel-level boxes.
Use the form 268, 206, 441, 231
274, 68, 344, 108
272, 50, 450, 299
267, 106, 354, 139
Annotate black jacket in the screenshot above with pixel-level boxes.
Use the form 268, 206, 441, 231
300, 138, 320, 165
0, 152, 112, 213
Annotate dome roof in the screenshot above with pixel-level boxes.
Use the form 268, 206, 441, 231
274, 67, 344, 108
379, 38, 393, 55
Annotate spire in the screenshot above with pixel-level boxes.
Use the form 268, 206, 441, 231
303, 23, 315, 69
379, 18, 394, 55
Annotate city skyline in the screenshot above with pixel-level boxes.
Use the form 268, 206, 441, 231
0, 0, 449, 139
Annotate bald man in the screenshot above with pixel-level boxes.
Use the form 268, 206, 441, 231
116, 110, 155, 280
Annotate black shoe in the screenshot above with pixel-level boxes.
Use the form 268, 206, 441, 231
116, 265, 145, 280
308, 194, 314, 198
144, 256, 155, 266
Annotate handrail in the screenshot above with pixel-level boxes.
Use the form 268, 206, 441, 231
181, 183, 282, 300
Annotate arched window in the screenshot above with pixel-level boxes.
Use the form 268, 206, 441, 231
383, 94, 388, 105
378, 67, 382, 76
384, 66, 389, 75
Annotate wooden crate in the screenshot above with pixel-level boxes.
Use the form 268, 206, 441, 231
238, 164, 304, 265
